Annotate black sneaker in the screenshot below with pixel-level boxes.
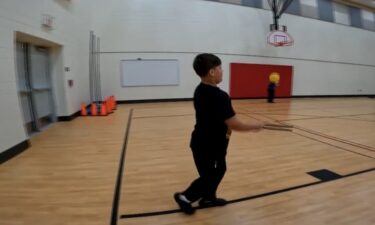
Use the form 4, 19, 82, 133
174, 193, 195, 215
199, 198, 228, 207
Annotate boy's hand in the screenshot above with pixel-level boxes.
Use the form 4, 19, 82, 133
226, 129, 232, 139
250, 121, 264, 132
226, 116, 264, 132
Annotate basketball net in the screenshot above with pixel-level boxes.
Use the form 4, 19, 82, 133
267, 29, 294, 47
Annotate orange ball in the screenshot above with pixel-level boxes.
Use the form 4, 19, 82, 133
269, 72, 280, 83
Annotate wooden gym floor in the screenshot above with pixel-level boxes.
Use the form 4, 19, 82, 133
0, 97, 374, 225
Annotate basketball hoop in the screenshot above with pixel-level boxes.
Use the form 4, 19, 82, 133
274, 41, 289, 47
267, 29, 294, 47
274, 42, 284, 47
267, 0, 294, 47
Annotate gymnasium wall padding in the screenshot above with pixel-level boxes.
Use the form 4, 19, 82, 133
230, 63, 293, 98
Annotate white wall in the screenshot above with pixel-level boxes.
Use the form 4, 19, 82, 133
0, 26, 26, 152
90, 0, 375, 100
0, 0, 91, 153
1, 0, 375, 154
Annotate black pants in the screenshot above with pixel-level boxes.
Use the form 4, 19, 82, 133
183, 141, 228, 202
267, 89, 274, 103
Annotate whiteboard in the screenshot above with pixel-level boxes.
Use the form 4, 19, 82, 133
121, 59, 179, 87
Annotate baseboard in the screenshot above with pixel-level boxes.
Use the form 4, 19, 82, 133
117, 98, 193, 104
292, 95, 375, 98
0, 140, 30, 164
118, 95, 374, 103
233, 95, 375, 100
58, 110, 81, 121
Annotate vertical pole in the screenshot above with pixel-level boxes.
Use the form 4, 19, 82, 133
97, 38, 102, 102
95, 37, 100, 103
92, 35, 98, 102
273, 0, 279, 30
89, 31, 94, 103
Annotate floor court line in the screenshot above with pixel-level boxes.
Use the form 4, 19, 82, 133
110, 109, 133, 225
116, 101, 374, 222
132, 113, 193, 119
291, 125, 375, 152
119, 167, 375, 219
251, 113, 375, 152
292, 132, 375, 160
230, 112, 375, 159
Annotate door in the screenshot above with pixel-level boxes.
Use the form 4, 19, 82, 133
16, 42, 55, 135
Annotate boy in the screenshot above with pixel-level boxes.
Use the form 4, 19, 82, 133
267, 72, 280, 103
267, 81, 276, 103
174, 53, 264, 214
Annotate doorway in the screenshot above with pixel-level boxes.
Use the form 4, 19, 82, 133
16, 42, 56, 135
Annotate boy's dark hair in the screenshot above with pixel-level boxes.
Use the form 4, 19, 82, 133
193, 53, 221, 77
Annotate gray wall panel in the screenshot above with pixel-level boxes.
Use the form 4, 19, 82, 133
363, 19, 375, 31
205, 0, 374, 33
242, 0, 262, 8
301, 4, 319, 19
349, 6, 363, 28
317, 0, 334, 22
285, 0, 301, 16
220, 0, 242, 4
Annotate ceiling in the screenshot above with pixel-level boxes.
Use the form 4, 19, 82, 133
335, 0, 375, 12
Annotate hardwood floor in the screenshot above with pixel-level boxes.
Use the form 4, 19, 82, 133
1, 98, 374, 225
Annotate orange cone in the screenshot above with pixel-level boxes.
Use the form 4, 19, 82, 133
81, 103, 87, 116
107, 99, 112, 113
100, 102, 108, 116
112, 95, 117, 110
110, 96, 115, 111
106, 97, 112, 112
91, 103, 97, 116
108, 96, 113, 111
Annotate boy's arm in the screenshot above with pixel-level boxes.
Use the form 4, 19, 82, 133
225, 115, 263, 132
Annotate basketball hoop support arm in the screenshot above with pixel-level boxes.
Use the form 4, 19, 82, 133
272, 0, 279, 30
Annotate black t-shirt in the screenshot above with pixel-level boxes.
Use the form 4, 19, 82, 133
190, 83, 235, 150
268, 82, 276, 91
